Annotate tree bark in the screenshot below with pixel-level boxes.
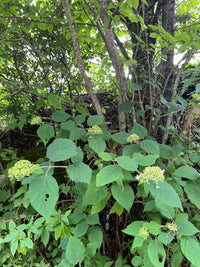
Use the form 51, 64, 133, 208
62, 0, 105, 120
99, 0, 127, 132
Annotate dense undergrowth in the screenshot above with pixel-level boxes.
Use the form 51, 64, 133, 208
0, 98, 200, 266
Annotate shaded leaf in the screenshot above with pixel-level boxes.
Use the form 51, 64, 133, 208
46, 138, 77, 162
65, 236, 85, 265
28, 174, 59, 219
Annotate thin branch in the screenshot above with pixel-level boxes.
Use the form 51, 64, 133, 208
0, 15, 96, 27
62, 0, 105, 120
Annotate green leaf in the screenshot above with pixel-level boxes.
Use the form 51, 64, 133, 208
180, 236, 200, 266
112, 132, 130, 144
91, 192, 111, 214
47, 95, 62, 109
143, 221, 161, 235
128, 81, 142, 91
158, 144, 173, 159
10, 239, 18, 256
175, 219, 199, 236
171, 250, 183, 267
103, 16, 111, 33
46, 138, 77, 162
111, 184, 134, 211
96, 165, 122, 186
28, 174, 59, 219
122, 221, 144, 236
37, 124, 55, 146
65, 236, 85, 265
174, 166, 200, 180
88, 226, 103, 249
41, 228, 50, 247
130, 123, 147, 139
141, 139, 159, 154
132, 153, 158, 166
69, 127, 86, 140
131, 256, 144, 266
116, 156, 138, 171
86, 214, 99, 225
147, 239, 166, 267
61, 121, 75, 131
110, 201, 124, 216
88, 136, 106, 154
183, 77, 200, 90
131, 235, 145, 250
74, 221, 88, 238
158, 233, 174, 246
149, 181, 182, 211
51, 110, 71, 122
99, 152, 116, 161
67, 162, 92, 184
185, 179, 200, 209
83, 183, 107, 205
75, 114, 86, 125
155, 198, 175, 219
87, 115, 103, 126
118, 100, 134, 113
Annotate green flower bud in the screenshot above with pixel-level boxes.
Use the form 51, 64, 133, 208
88, 125, 102, 135
8, 160, 34, 181
136, 166, 165, 184
139, 227, 149, 239
30, 116, 42, 125
127, 134, 140, 143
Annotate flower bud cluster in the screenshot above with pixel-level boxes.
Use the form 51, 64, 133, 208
30, 116, 42, 125
167, 222, 178, 233
127, 134, 140, 143
136, 166, 165, 184
139, 227, 149, 239
8, 160, 33, 181
88, 125, 102, 135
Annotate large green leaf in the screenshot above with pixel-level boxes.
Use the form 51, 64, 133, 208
69, 127, 86, 140
140, 139, 159, 154
115, 156, 138, 171
112, 132, 130, 144
83, 183, 107, 205
132, 153, 158, 166
158, 144, 173, 159
175, 219, 199, 236
118, 100, 134, 113
155, 198, 175, 219
147, 239, 166, 267
111, 184, 134, 212
87, 115, 103, 126
88, 136, 106, 154
180, 236, 200, 266
88, 226, 103, 249
47, 95, 62, 109
46, 138, 77, 162
51, 110, 71, 122
130, 123, 147, 139
65, 236, 85, 265
37, 124, 55, 146
67, 162, 92, 184
122, 221, 144, 236
74, 221, 88, 238
96, 165, 122, 186
185, 179, 200, 209
28, 174, 59, 219
174, 166, 200, 180
158, 233, 174, 246
149, 181, 182, 211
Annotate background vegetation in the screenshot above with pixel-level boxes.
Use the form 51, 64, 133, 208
0, 0, 200, 266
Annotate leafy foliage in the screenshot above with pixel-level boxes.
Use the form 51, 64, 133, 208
0, 0, 200, 266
